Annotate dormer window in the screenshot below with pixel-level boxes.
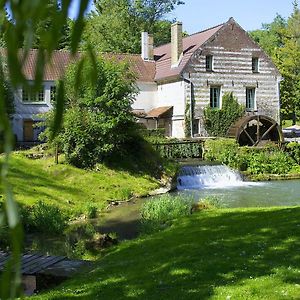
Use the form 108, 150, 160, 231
206, 55, 213, 71
252, 57, 259, 73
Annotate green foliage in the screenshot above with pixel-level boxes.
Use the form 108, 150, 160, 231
252, 4, 300, 124
140, 128, 166, 144
249, 14, 287, 58
195, 196, 222, 210
154, 141, 203, 159
204, 92, 245, 137
184, 102, 191, 137
245, 150, 294, 175
31, 0, 72, 50
140, 194, 193, 233
204, 138, 299, 175
20, 201, 67, 234
43, 54, 138, 168
85, 205, 98, 219
0, 1, 90, 296
204, 138, 241, 168
286, 142, 300, 164
84, 0, 184, 54
1, 151, 163, 217
33, 207, 300, 299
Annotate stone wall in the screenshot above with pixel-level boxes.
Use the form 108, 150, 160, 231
184, 19, 281, 137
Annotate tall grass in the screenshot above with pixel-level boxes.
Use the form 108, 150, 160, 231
140, 194, 194, 234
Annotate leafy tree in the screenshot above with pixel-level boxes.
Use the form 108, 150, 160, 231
275, 1, 300, 124
0, 1, 90, 298
250, 2, 300, 125
249, 14, 287, 58
83, 0, 184, 53
42, 54, 138, 168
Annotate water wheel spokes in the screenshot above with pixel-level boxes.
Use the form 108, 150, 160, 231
227, 115, 284, 146
241, 127, 255, 145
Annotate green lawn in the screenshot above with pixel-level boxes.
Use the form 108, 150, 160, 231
281, 119, 300, 128
33, 207, 300, 299
0, 151, 161, 216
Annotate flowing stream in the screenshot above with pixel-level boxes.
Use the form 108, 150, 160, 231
176, 164, 300, 208
24, 164, 300, 257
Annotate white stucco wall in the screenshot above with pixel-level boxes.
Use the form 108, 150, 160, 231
132, 81, 157, 112
12, 81, 54, 141
156, 80, 186, 138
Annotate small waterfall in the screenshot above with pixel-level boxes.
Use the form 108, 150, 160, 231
177, 165, 244, 190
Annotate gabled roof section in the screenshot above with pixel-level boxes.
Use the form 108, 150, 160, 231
21, 49, 74, 81
103, 53, 156, 82
17, 49, 156, 83
153, 23, 224, 81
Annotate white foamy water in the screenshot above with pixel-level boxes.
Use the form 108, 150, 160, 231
177, 165, 262, 190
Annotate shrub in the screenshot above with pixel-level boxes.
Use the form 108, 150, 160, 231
85, 205, 98, 219
42, 54, 138, 168
21, 201, 68, 234
203, 138, 298, 175
286, 142, 300, 164
204, 92, 244, 137
192, 196, 222, 211
245, 150, 294, 175
140, 194, 194, 234
204, 138, 240, 168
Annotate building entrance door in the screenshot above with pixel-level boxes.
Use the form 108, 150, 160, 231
23, 120, 34, 141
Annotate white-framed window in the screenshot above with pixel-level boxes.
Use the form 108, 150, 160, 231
252, 57, 259, 73
210, 86, 221, 108
246, 87, 256, 111
50, 85, 56, 102
22, 86, 45, 103
206, 55, 213, 71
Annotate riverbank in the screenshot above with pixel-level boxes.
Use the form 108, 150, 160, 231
0, 150, 177, 217
33, 206, 300, 299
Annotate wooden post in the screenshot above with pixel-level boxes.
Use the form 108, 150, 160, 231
55, 145, 58, 164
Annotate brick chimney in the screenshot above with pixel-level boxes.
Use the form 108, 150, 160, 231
141, 32, 154, 60
171, 21, 183, 67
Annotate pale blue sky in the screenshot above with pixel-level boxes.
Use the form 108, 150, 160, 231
69, 0, 295, 33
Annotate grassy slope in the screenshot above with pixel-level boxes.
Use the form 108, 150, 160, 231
34, 207, 300, 299
0, 152, 161, 216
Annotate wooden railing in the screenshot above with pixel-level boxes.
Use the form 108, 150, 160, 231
153, 140, 204, 159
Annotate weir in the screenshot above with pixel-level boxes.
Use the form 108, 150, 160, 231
177, 165, 244, 190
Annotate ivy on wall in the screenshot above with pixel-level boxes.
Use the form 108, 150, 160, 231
204, 92, 245, 137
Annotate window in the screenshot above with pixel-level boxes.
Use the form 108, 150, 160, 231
22, 86, 45, 103
192, 119, 199, 135
210, 86, 221, 108
246, 87, 255, 111
206, 55, 213, 71
50, 85, 56, 102
252, 57, 259, 72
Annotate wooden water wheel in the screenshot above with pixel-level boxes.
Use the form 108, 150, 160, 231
227, 115, 284, 146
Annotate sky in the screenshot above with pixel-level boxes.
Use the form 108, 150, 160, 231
169, 0, 294, 34
69, 0, 295, 33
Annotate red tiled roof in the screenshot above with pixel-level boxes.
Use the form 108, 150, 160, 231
20, 50, 156, 83
153, 23, 224, 81
102, 53, 156, 82
14, 22, 224, 83
21, 49, 75, 81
